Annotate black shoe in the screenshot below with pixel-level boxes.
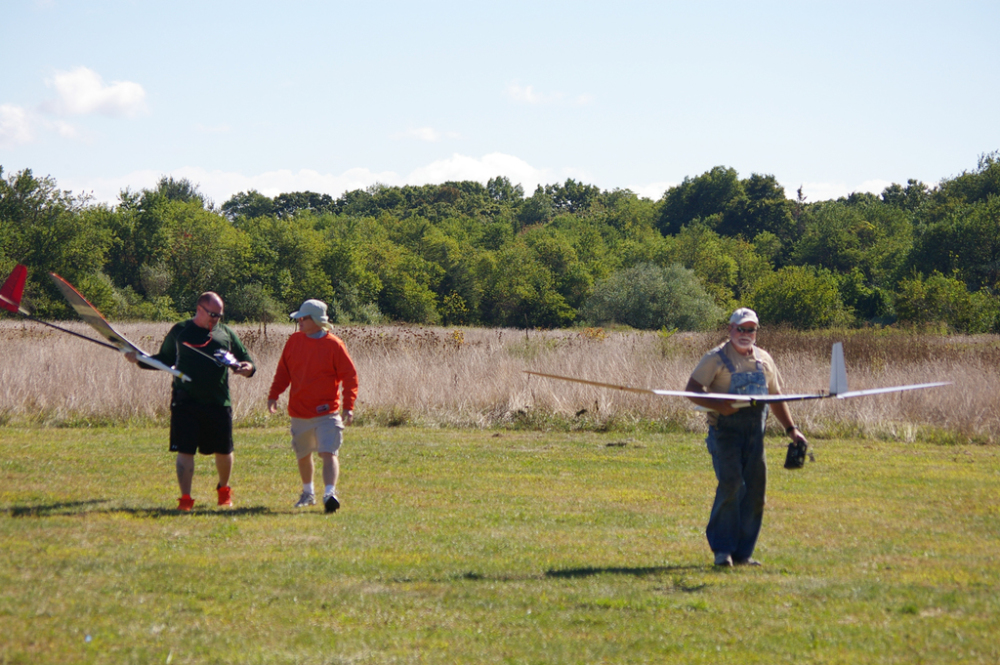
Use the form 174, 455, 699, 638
324, 493, 340, 514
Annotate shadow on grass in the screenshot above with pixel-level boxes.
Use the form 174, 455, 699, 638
447, 565, 708, 588
545, 565, 703, 579
6, 500, 275, 518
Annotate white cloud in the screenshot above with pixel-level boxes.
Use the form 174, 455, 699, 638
0, 104, 34, 147
628, 181, 674, 201
52, 120, 79, 139
406, 153, 552, 191
45, 66, 148, 117
62, 153, 568, 206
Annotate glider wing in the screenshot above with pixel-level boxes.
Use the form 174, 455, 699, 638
49, 272, 190, 382
524, 370, 826, 408
1, 265, 118, 349
526, 341, 950, 411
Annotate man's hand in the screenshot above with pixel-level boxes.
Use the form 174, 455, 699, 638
233, 361, 254, 377
267, 399, 279, 414
124, 351, 138, 364
343, 410, 354, 426
712, 402, 741, 416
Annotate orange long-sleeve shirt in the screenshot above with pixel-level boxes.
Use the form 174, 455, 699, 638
267, 331, 359, 419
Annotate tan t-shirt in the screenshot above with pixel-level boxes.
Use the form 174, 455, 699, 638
689, 341, 783, 426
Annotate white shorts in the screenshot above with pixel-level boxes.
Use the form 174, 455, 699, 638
290, 414, 344, 459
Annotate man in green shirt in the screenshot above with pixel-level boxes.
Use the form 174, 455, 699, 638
127, 292, 255, 511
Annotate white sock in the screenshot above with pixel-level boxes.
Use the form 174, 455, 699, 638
304, 482, 314, 494
325, 484, 336, 496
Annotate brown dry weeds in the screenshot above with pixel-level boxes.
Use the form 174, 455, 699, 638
0, 320, 997, 442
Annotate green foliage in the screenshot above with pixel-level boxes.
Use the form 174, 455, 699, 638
5, 154, 1000, 331
750, 265, 853, 329
581, 262, 722, 331
224, 281, 283, 322
221, 189, 275, 220
894, 271, 999, 333
478, 241, 575, 328
793, 200, 913, 287
111, 286, 180, 321
907, 196, 1000, 290
656, 166, 742, 236
159, 200, 251, 312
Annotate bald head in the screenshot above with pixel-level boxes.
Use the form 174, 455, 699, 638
194, 292, 224, 329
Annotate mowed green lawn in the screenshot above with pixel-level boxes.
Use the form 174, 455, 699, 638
1, 426, 998, 664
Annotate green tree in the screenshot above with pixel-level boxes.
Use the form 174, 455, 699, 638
750, 265, 852, 329
272, 191, 335, 218
656, 166, 742, 235
0, 168, 112, 316
880, 179, 930, 212
907, 196, 1000, 291
221, 190, 275, 220
895, 271, 999, 333
581, 262, 722, 330
716, 173, 796, 243
477, 241, 574, 328
158, 200, 251, 313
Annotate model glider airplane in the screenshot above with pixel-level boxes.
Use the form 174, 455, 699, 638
181, 341, 241, 369
526, 342, 950, 410
1, 264, 189, 382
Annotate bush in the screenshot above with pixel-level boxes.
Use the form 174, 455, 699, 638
581, 262, 722, 331
750, 265, 853, 329
225, 282, 283, 322
894, 272, 1000, 333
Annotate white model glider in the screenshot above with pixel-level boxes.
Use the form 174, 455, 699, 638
48, 272, 191, 382
526, 342, 950, 410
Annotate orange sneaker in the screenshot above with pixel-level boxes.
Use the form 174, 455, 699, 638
217, 485, 233, 507
178, 495, 195, 512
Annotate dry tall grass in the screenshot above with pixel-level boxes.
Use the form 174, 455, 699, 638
1, 320, 998, 442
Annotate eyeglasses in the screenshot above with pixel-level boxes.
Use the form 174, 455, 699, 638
198, 305, 223, 319
735, 326, 758, 334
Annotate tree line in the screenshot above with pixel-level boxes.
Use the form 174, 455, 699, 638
2, 152, 999, 332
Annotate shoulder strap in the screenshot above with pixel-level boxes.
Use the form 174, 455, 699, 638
716, 345, 738, 374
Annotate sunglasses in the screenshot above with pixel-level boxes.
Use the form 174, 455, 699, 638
198, 305, 223, 319
735, 326, 758, 334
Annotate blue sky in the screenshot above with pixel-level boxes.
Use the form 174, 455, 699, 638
2, 0, 999, 206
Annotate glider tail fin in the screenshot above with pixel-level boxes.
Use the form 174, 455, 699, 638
0, 264, 28, 314
829, 342, 849, 395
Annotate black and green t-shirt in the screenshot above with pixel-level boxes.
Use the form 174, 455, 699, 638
144, 319, 253, 406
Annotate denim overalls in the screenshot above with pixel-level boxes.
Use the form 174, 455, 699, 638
705, 346, 769, 560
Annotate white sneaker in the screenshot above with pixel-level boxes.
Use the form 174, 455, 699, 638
714, 552, 733, 567
295, 491, 316, 508
323, 493, 340, 513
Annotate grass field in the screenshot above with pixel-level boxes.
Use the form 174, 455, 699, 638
2, 426, 998, 664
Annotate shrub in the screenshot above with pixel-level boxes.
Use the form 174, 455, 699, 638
581, 262, 722, 331
750, 265, 852, 329
894, 271, 1000, 333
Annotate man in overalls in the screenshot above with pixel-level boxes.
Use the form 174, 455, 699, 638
684, 308, 808, 567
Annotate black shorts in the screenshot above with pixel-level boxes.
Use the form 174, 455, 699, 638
169, 396, 234, 456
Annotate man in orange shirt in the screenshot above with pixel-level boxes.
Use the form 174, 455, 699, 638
267, 299, 359, 513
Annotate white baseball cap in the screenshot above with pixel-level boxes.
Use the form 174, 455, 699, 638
729, 307, 759, 326
290, 299, 329, 324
